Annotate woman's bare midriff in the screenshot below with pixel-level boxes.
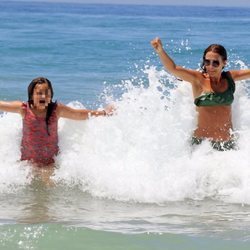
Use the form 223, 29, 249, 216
193, 106, 233, 141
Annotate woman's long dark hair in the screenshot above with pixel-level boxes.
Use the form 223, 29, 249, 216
28, 77, 57, 135
201, 44, 227, 73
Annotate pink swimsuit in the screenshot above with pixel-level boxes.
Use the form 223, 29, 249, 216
21, 103, 59, 165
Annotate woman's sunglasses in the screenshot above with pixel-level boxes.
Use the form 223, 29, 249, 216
203, 59, 220, 68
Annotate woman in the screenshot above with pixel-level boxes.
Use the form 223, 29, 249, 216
151, 37, 250, 151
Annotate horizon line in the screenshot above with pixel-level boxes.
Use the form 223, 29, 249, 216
5, 0, 250, 8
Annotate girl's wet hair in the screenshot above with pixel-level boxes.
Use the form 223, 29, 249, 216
27, 77, 57, 135
201, 44, 227, 72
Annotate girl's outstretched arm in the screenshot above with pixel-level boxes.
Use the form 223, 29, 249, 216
0, 101, 23, 114
56, 103, 114, 120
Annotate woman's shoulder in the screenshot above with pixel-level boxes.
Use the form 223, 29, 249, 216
201, 72, 209, 79
194, 72, 208, 85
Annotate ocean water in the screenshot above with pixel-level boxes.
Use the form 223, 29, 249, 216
1, 1, 250, 249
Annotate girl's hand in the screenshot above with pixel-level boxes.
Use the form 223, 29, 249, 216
151, 37, 164, 53
104, 103, 115, 116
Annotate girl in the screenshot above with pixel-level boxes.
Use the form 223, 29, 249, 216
151, 37, 250, 151
0, 77, 113, 166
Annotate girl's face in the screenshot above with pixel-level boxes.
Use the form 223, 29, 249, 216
204, 51, 226, 77
32, 83, 52, 110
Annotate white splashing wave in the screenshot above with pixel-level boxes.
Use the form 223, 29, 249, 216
1, 64, 250, 205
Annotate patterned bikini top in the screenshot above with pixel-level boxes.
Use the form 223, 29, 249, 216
20, 102, 59, 165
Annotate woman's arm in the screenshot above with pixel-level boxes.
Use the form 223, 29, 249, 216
56, 103, 114, 120
151, 37, 201, 85
230, 69, 250, 81
0, 101, 23, 114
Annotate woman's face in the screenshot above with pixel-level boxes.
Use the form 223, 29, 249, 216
204, 51, 226, 77
32, 83, 52, 110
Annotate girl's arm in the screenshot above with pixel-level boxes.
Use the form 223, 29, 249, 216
230, 69, 250, 81
56, 103, 113, 120
151, 37, 201, 85
0, 101, 23, 114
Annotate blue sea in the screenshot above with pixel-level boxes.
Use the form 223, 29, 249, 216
1, 1, 250, 249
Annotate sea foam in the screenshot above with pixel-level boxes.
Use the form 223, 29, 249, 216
1, 65, 250, 205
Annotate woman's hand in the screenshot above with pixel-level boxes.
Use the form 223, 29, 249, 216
151, 37, 164, 53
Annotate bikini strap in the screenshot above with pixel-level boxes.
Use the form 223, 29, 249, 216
223, 71, 235, 93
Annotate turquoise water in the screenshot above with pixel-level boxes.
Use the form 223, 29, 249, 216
1, 1, 250, 249
1, 224, 250, 250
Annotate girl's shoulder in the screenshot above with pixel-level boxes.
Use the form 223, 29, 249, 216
21, 101, 28, 108
54, 102, 65, 116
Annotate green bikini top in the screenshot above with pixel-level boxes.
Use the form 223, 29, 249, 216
194, 71, 235, 107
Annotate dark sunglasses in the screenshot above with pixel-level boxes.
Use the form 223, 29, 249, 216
203, 59, 220, 68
